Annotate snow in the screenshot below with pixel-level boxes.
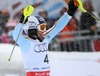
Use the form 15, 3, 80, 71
0, 43, 100, 76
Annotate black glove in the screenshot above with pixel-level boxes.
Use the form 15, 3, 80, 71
68, 0, 78, 16
19, 13, 29, 24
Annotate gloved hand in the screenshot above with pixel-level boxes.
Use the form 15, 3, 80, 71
19, 12, 24, 23
19, 12, 28, 24
67, 0, 79, 16
19, 5, 34, 24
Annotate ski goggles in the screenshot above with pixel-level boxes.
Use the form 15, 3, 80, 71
37, 23, 46, 32
27, 21, 46, 32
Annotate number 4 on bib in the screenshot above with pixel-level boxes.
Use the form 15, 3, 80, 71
44, 54, 49, 64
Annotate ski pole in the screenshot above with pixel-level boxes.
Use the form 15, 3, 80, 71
76, 0, 100, 21
8, 5, 34, 61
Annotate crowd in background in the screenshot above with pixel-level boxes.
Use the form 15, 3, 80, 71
0, 0, 100, 52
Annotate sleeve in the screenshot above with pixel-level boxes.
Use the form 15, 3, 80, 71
13, 23, 31, 52
46, 12, 72, 43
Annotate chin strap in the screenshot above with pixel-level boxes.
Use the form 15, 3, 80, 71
38, 37, 43, 42
29, 35, 44, 42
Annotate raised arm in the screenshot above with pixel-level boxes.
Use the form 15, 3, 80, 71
13, 23, 31, 52
45, 0, 79, 43
45, 13, 71, 43
13, 5, 34, 52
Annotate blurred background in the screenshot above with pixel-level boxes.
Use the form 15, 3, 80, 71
0, 0, 100, 76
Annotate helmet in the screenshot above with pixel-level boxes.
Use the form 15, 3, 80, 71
23, 15, 47, 35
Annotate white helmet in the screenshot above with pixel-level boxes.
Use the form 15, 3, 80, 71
23, 15, 47, 35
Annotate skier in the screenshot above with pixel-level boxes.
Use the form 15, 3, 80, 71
13, 0, 80, 76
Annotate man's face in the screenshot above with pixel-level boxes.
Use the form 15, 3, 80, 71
28, 29, 45, 42
37, 31, 45, 41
